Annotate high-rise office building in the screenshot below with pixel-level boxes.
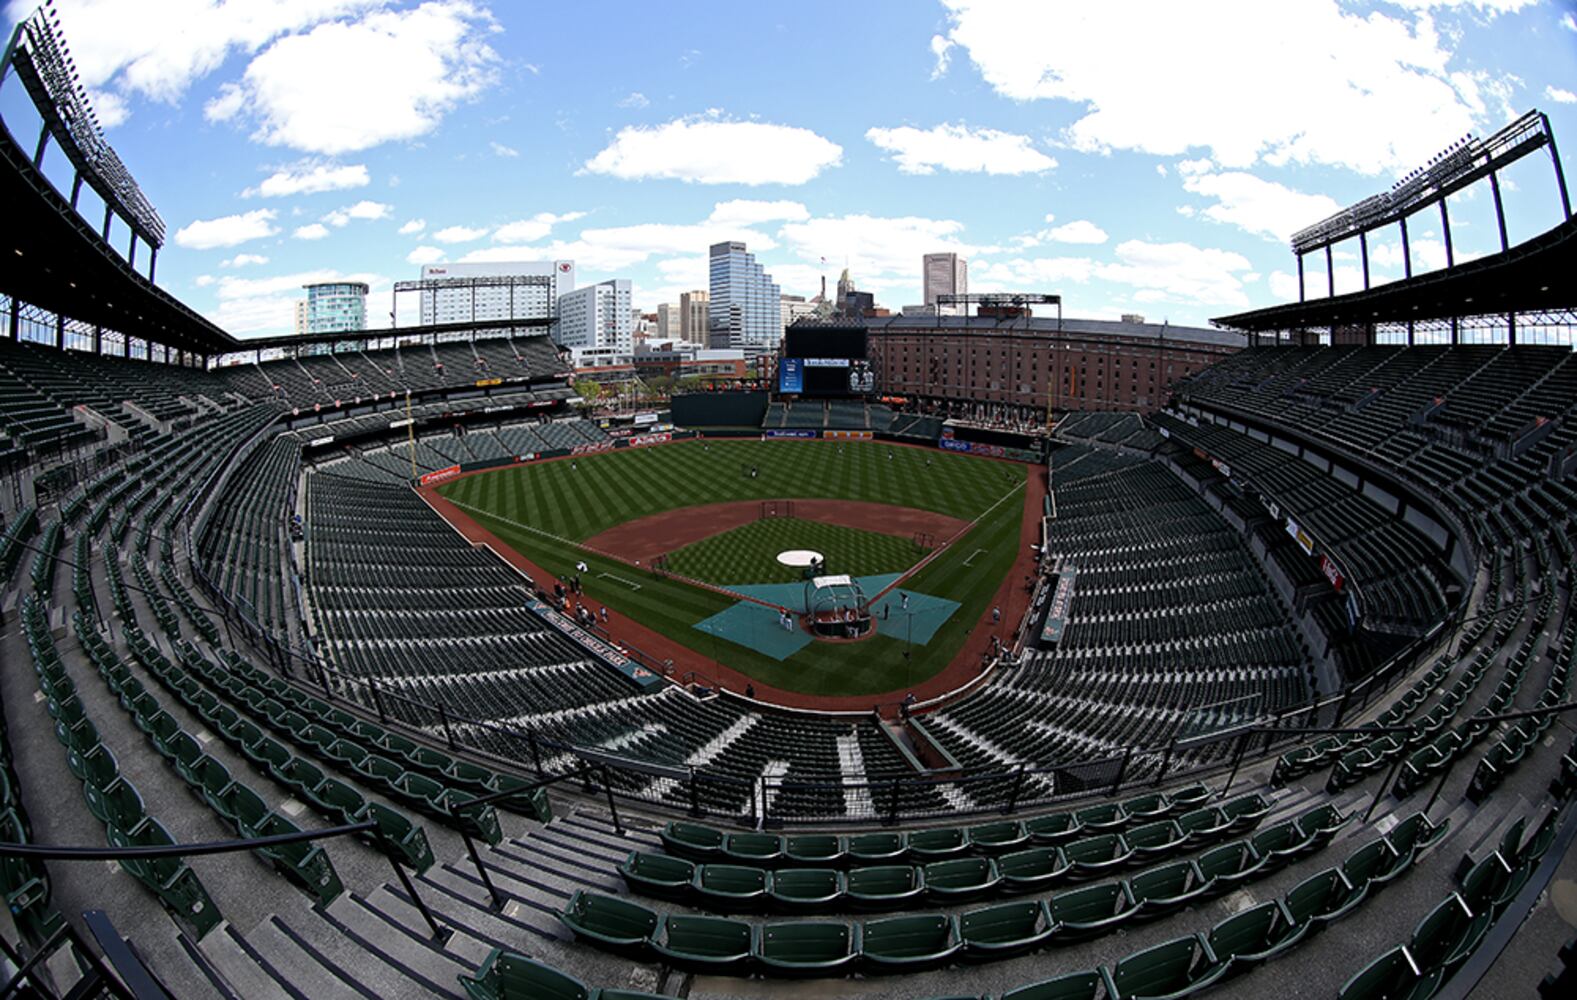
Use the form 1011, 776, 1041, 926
302, 281, 368, 334
556, 279, 632, 351
679, 290, 709, 344
417, 260, 575, 326
707, 242, 780, 349
922, 252, 967, 310
656, 302, 680, 341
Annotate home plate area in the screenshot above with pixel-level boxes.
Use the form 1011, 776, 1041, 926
693, 573, 960, 661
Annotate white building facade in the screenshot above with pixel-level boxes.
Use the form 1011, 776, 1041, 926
922, 252, 967, 311
557, 279, 633, 351
418, 260, 575, 326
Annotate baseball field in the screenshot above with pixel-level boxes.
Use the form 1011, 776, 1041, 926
431, 438, 1029, 700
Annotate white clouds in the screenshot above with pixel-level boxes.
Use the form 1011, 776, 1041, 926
1179, 169, 1341, 242
1564, 12, 1577, 31
88, 90, 130, 128
1547, 85, 1577, 105
246, 161, 370, 197
934, 0, 1504, 174
1043, 219, 1109, 244
974, 239, 1255, 309
864, 122, 1056, 175
205, 1, 501, 154
929, 34, 954, 79
221, 253, 270, 268
293, 223, 330, 240
618, 92, 650, 109
490, 141, 520, 158
322, 200, 392, 226
490, 211, 587, 244
779, 214, 981, 278
406, 246, 445, 265
17, 0, 378, 102
432, 225, 490, 243
174, 208, 278, 249
583, 114, 843, 185
707, 200, 810, 226
398, 219, 427, 235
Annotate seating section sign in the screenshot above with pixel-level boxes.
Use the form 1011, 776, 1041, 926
1039, 568, 1077, 645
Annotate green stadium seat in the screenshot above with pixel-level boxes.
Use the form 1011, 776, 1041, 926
356, 753, 406, 787
1196, 841, 1265, 895
485, 773, 552, 822
1458, 852, 1521, 917
444, 759, 496, 796
1205, 900, 1301, 975
756, 920, 859, 977
559, 890, 658, 953
251, 812, 345, 907
107, 818, 221, 939
909, 827, 969, 861
1121, 793, 1171, 822
618, 851, 695, 901
1175, 806, 1231, 845
1220, 793, 1271, 832
1103, 933, 1227, 999
660, 821, 724, 860
1342, 838, 1410, 895
968, 820, 1029, 854
443, 789, 503, 845
768, 868, 843, 913
364, 801, 434, 873
997, 846, 1071, 892
846, 864, 924, 909
847, 831, 907, 863
1074, 803, 1127, 832
723, 832, 783, 865
1284, 867, 1363, 932
1125, 820, 1185, 862
1000, 970, 1107, 1000
695, 864, 767, 912
1250, 820, 1316, 872
652, 914, 754, 974
1296, 803, 1353, 842
1127, 860, 1209, 919
216, 781, 270, 833
1167, 784, 1211, 811
785, 834, 844, 867
458, 949, 590, 1000
1385, 813, 1449, 863
83, 779, 145, 832
1408, 893, 1489, 979
959, 900, 1055, 959
925, 857, 1001, 902
1337, 946, 1441, 1000
67, 742, 119, 789
1026, 811, 1083, 845
861, 914, 961, 973
1048, 881, 1137, 941
1063, 833, 1134, 878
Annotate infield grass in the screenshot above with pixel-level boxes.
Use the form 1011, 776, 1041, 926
665, 517, 922, 586
438, 440, 1028, 697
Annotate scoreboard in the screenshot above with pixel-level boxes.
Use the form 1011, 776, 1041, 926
779, 325, 872, 397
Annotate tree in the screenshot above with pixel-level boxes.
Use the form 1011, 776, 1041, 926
574, 379, 604, 403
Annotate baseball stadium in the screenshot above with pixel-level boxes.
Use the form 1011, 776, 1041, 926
1, 4, 1577, 1000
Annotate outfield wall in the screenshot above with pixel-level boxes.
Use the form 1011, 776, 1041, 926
671, 391, 770, 427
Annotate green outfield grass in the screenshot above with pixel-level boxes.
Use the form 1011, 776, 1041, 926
437, 439, 1028, 697
438, 438, 1017, 540
664, 517, 922, 586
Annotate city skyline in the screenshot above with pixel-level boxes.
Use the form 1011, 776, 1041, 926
6, 0, 1573, 338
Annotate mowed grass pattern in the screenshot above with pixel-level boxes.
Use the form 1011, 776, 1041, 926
439, 440, 1029, 697
664, 518, 922, 586
438, 438, 1014, 540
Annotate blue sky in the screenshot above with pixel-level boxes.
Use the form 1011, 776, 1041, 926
4, 0, 1575, 338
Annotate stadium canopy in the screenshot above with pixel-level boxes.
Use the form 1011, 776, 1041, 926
0, 117, 239, 357
1213, 214, 1577, 338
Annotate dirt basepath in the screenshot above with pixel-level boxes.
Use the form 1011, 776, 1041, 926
415, 438, 1046, 714
584, 499, 970, 565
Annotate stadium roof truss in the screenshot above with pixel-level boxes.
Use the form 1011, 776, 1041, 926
1217, 109, 1576, 344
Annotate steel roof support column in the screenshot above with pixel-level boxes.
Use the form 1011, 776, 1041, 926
127, 231, 136, 270
7, 296, 18, 341
69, 172, 82, 209
101, 203, 111, 241
147, 247, 156, 285
1359, 232, 1371, 290
1507, 312, 1517, 346
1439, 200, 1455, 269
1548, 116, 1572, 220
1400, 217, 1413, 279
1489, 170, 1510, 252
1325, 245, 1334, 297
1297, 252, 1306, 302
52, 310, 62, 349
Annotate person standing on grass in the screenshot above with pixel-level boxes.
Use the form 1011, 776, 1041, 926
992, 606, 1001, 624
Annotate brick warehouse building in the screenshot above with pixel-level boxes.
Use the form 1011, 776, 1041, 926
865, 314, 1243, 420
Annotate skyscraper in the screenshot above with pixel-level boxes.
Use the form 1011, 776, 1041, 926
556, 279, 632, 351
302, 281, 368, 334
707, 242, 780, 349
923, 252, 967, 310
679, 290, 709, 344
656, 302, 680, 341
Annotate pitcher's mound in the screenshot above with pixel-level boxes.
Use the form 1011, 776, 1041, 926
777, 549, 824, 568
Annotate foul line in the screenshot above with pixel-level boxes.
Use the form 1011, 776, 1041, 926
871, 480, 1026, 604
